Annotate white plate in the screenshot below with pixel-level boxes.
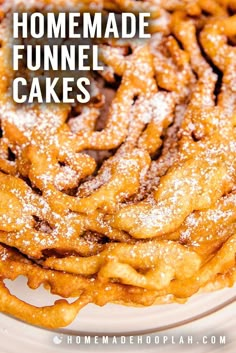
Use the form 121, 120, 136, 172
1, 276, 236, 335
0, 276, 235, 353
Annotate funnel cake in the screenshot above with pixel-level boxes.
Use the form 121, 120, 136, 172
0, 0, 235, 329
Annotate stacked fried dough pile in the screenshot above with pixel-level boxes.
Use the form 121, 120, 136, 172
0, 0, 235, 329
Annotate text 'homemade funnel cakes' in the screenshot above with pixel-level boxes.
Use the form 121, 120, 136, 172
0, 0, 235, 329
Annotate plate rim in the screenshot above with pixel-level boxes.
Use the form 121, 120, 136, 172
2, 288, 235, 337
59, 293, 236, 337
